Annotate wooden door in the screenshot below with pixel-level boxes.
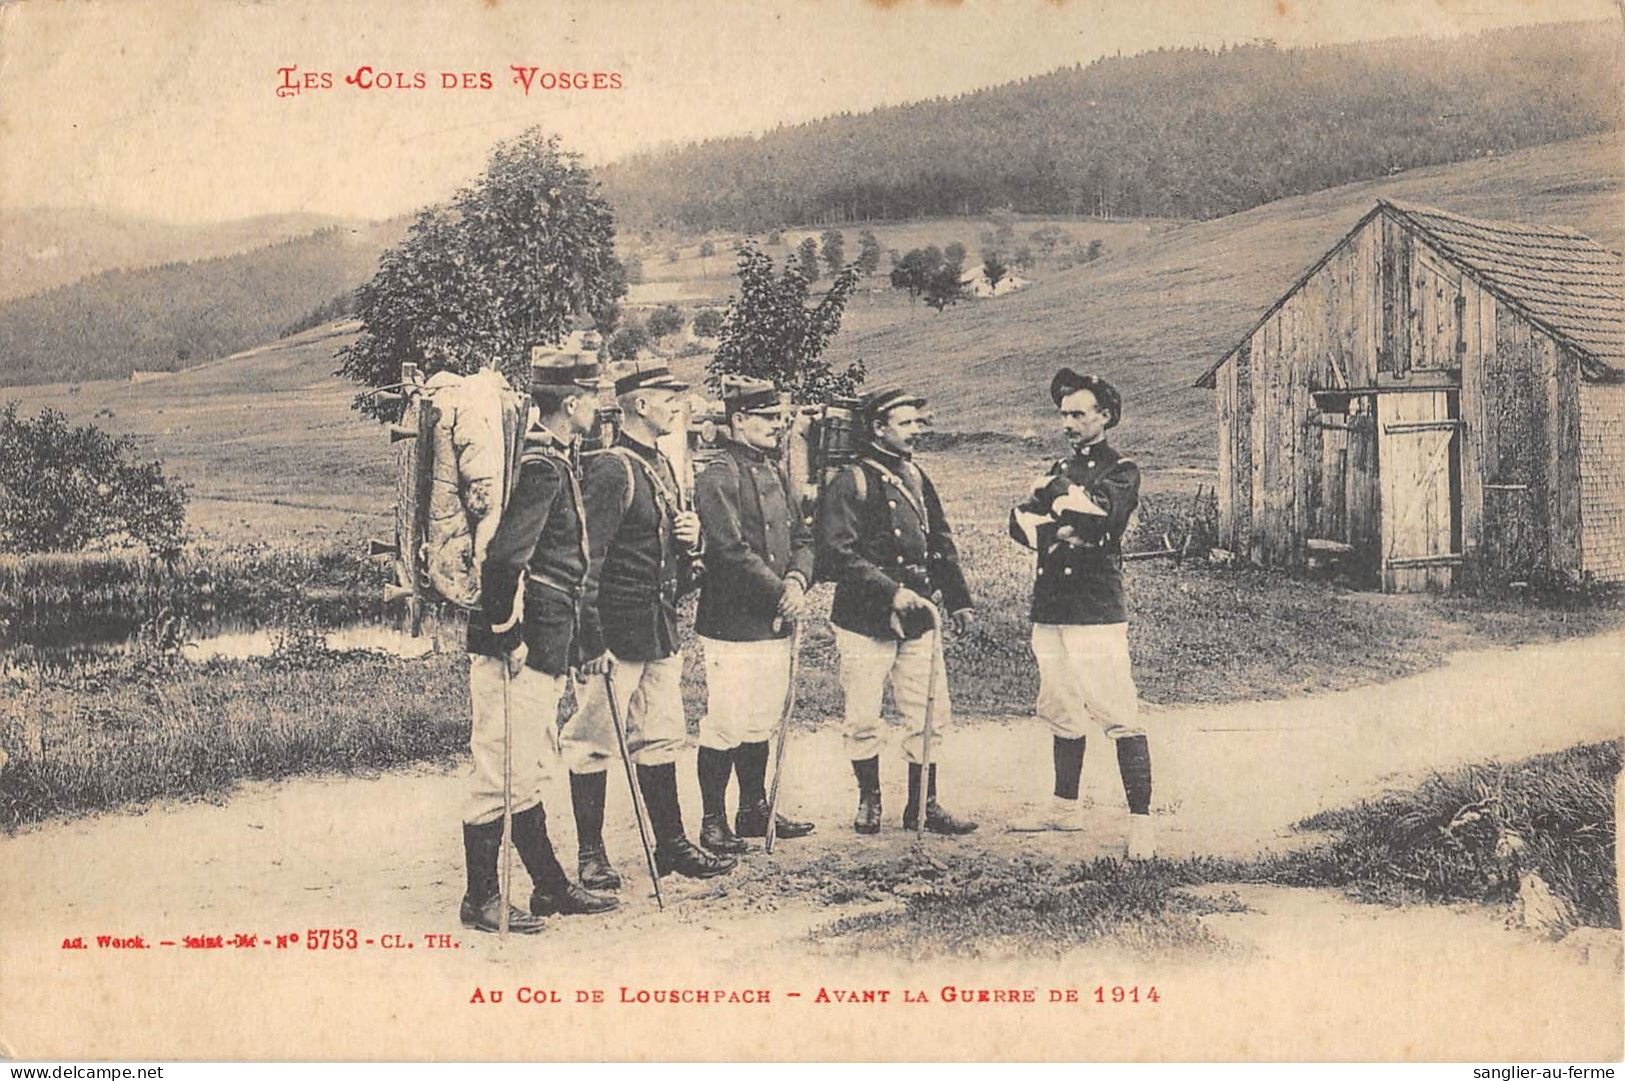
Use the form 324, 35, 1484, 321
1303, 394, 1379, 585
1377, 391, 1462, 591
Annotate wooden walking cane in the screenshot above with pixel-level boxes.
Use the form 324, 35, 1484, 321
763, 619, 805, 854
498, 660, 515, 940
603, 671, 665, 912
916, 603, 943, 842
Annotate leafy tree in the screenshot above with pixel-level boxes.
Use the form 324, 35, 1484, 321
0, 402, 188, 555
1013, 245, 1035, 271
710, 242, 862, 404
856, 230, 882, 277
766, 230, 782, 246
337, 129, 625, 419
608, 320, 649, 361
923, 259, 966, 313
820, 229, 846, 274
646, 304, 686, 339
983, 252, 1009, 289
691, 308, 724, 338
796, 237, 821, 283
943, 241, 967, 266
889, 246, 943, 301
989, 208, 1017, 246
1085, 238, 1105, 262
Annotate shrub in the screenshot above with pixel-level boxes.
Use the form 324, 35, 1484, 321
0, 402, 188, 556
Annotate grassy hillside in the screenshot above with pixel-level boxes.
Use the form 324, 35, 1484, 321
819, 132, 1624, 470
3, 135, 1617, 543
0, 208, 362, 302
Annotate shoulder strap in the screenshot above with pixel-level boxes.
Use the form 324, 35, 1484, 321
602, 446, 640, 516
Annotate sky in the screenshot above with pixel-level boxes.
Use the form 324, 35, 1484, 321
0, 0, 1618, 224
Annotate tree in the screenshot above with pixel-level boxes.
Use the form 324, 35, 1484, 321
623, 252, 645, 285
710, 242, 862, 404
0, 402, 188, 555
943, 241, 967, 266
338, 129, 625, 419
1013, 245, 1035, 271
923, 258, 966, 313
646, 304, 686, 339
796, 237, 820, 283
856, 230, 882, 276
1030, 225, 1067, 257
889, 246, 943, 301
983, 252, 1009, 290
1085, 238, 1105, 262
691, 308, 724, 338
608, 320, 649, 361
766, 229, 782, 246
820, 229, 846, 275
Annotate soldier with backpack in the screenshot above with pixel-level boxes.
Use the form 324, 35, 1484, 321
817, 387, 979, 837
459, 345, 620, 935
560, 363, 738, 888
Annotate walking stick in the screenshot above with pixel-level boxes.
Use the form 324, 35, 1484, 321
498, 660, 515, 940
764, 620, 805, 854
916, 603, 943, 843
603, 670, 665, 911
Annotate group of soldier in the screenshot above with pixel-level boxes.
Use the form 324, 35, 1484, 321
457, 347, 1155, 935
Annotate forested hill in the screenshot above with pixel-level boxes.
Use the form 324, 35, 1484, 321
598, 21, 1620, 231
0, 224, 404, 386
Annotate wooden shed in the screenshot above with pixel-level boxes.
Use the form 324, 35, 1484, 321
1196, 200, 1625, 592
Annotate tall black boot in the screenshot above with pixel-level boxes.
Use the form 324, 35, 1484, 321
639, 762, 736, 879
903, 763, 978, 835
459, 820, 544, 934
1055, 735, 1086, 800
511, 804, 618, 917
851, 756, 882, 834
734, 740, 814, 840
569, 771, 621, 891
1115, 735, 1152, 815
697, 747, 748, 855
1116, 735, 1155, 861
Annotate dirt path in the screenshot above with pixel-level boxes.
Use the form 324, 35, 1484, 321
2, 631, 1621, 1061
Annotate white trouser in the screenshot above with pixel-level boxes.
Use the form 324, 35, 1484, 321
1031, 622, 1143, 740
698, 635, 792, 750
835, 627, 951, 765
559, 652, 687, 773
465, 655, 563, 826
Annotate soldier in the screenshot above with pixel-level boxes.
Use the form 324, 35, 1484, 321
459, 345, 620, 934
560, 363, 737, 887
818, 386, 978, 836
691, 376, 817, 855
1007, 369, 1154, 860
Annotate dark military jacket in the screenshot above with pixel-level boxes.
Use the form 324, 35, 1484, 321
1008, 439, 1140, 626
818, 443, 972, 641
693, 437, 815, 642
467, 425, 588, 676
576, 433, 698, 665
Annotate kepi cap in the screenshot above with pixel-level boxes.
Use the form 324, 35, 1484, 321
530, 330, 602, 389
720, 374, 782, 416
1050, 368, 1121, 429
612, 361, 690, 397
860, 386, 926, 426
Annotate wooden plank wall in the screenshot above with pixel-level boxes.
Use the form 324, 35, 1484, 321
1457, 280, 1492, 585
1546, 339, 1584, 575
1579, 383, 1625, 582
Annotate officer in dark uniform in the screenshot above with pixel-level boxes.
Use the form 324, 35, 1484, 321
459, 344, 619, 934
691, 375, 817, 854
1007, 369, 1154, 859
560, 362, 737, 886
818, 386, 978, 836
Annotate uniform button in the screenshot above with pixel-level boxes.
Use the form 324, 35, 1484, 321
888, 500, 897, 508
1063, 567, 1073, 576
895, 556, 904, 565
893, 528, 901, 536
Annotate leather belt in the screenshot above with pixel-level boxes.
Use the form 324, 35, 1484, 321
528, 571, 584, 599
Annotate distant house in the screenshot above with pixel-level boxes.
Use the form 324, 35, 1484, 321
1196, 199, 1625, 592
128, 370, 172, 384
959, 266, 1027, 298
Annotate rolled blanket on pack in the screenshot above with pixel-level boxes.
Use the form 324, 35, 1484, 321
423, 369, 526, 609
